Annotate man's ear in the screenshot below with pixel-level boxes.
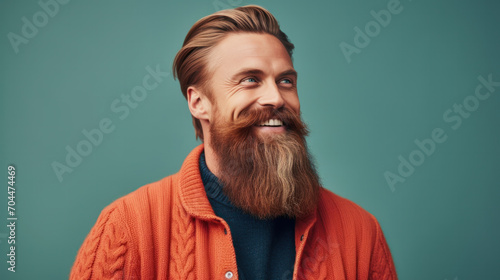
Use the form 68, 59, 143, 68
187, 86, 211, 121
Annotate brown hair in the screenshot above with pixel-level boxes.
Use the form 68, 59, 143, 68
172, 5, 295, 140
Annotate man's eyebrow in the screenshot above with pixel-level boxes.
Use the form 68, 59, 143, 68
230, 68, 298, 81
279, 69, 298, 79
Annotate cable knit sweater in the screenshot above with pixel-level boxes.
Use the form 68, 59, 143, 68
69, 144, 398, 280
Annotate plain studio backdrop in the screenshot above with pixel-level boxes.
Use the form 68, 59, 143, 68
1, 0, 499, 279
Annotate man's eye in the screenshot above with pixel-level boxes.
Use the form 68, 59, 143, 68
280, 78, 293, 84
242, 77, 257, 83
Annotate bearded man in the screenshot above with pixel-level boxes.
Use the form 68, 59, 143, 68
70, 5, 397, 280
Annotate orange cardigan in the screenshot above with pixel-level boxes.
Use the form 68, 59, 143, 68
70, 144, 397, 279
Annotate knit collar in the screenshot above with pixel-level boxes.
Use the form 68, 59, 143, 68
177, 144, 217, 219
177, 144, 318, 229
199, 151, 234, 207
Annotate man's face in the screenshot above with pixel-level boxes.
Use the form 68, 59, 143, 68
198, 32, 320, 219
205, 32, 300, 137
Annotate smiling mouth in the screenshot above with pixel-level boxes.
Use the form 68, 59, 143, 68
256, 118, 284, 127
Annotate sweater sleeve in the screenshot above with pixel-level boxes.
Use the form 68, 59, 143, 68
369, 217, 398, 280
69, 204, 131, 280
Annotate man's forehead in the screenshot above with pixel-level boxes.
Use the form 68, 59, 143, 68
207, 32, 294, 75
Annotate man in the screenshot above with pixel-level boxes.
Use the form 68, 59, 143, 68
70, 5, 397, 280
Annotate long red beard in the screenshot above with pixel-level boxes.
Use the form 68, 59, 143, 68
209, 107, 320, 219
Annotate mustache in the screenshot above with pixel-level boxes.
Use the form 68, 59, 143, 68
223, 107, 309, 137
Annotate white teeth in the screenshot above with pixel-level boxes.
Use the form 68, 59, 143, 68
258, 118, 283, 126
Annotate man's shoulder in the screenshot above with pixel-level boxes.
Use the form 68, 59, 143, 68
317, 187, 378, 228
103, 172, 180, 216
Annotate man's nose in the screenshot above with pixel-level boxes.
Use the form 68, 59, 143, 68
257, 83, 285, 108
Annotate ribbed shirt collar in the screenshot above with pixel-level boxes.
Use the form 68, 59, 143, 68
199, 151, 234, 207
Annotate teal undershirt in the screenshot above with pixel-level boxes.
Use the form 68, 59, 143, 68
199, 152, 296, 280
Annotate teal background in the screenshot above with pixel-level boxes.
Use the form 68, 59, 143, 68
1, 0, 499, 279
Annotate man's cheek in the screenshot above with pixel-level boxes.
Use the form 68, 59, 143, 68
288, 97, 301, 114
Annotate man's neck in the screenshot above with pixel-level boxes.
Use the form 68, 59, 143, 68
202, 141, 221, 179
